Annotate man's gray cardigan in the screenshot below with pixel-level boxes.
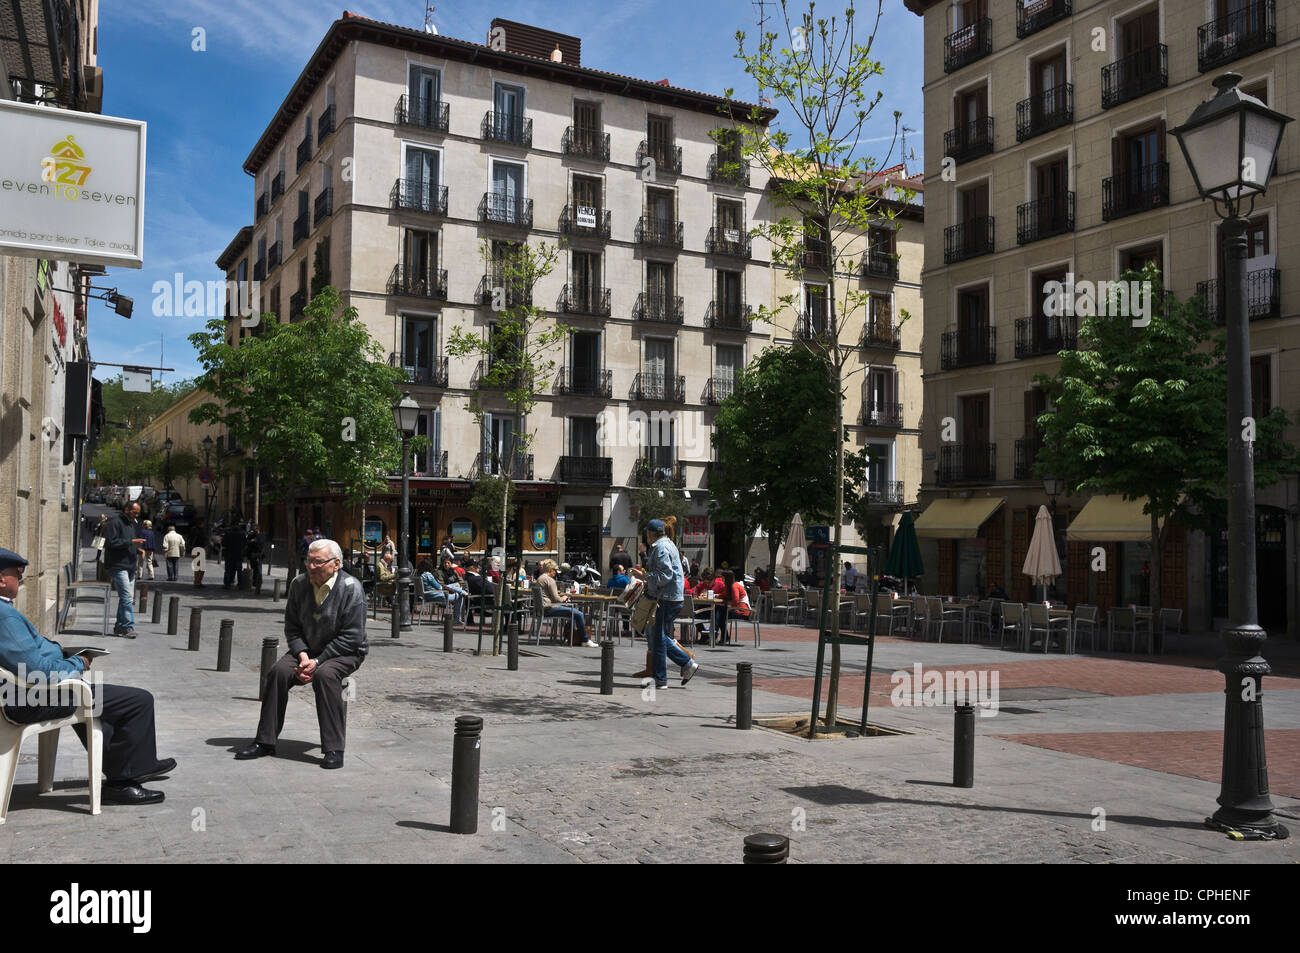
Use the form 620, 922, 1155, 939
284, 571, 369, 663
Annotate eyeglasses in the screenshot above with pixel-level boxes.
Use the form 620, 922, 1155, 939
305, 558, 338, 567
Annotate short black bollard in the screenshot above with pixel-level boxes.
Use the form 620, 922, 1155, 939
259, 637, 279, 700
443, 614, 455, 653
137, 584, 147, 613
953, 703, 975, 788
507, 617, 520, 671
167, 596, 180, 635
599, 640, 614, 694
187, 607, 202, 651
736, 661, 753, 730
217, 619, 234, 672
743, 833, 789, 864
450, 715, 482, 835
150, 593, 162, 625
273, 578, 282, 602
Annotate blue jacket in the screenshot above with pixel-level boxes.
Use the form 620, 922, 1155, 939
0, 598, 87, 679
643, 537, 684, 603
420, 571, 451, 603
606, 572, 630, 590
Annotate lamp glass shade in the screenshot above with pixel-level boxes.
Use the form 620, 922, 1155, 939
164, 437, 173, 452
1042, 475, 1062, 498
1171, 74, 1292, 202
1241, 108, 1286, 193
201, 435, 214, 451
393, 393, 420, 435
1175, 112, 1240, 197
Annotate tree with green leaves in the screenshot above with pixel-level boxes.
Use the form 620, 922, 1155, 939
728, 0, 905, 726
1033, 265, 1300, 611
187, 286, 408, 575
628, 485, 691, 537
445, 239, 566, 654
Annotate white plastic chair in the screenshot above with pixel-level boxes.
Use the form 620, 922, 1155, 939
0, 666, 102, 823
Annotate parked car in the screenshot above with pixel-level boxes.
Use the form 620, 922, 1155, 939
159, 502, 200, 546
152, 490, 185, 520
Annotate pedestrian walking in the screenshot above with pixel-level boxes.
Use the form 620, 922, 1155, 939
139, 520, 157, 581
162, 524, 185, 581
630, 519, 698, 689
246, 523, 265, 592
104, 502, 145, 637
222, 524, 246, 590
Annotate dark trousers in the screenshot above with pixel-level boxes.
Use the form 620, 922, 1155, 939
5, 684, 160, 783
223, 558, 242, 587
166, 556, 179, 581
255, 653, 362, 753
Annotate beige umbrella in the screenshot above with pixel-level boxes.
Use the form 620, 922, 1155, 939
779, 513, 807, 584
1022, 504, 1062, 602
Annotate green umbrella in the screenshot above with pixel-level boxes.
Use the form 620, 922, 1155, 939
884, 511, 924, 590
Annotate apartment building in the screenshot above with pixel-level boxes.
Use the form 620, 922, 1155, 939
223, 14, 775, 568
905, 0, 1298, 634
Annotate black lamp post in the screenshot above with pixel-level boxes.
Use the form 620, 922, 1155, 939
163, 436, 174, 492
201, 435, 214, 521
1171, 72, 1292, 841
392, 392, 420, 637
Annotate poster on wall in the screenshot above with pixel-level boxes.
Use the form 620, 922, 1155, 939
532, 520, 547, 549
419, 518, 433, 552
363, 518, 383, 544
450, 519, 475, 546
684, 515, 708, 546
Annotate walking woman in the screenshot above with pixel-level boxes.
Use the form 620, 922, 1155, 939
630, 519, 698, 689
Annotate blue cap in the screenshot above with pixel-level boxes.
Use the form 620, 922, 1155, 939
0, 548, 29, 572
646, 519, 666, 534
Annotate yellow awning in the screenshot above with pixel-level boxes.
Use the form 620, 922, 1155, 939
914, 497, 1005, 539
1065, 495, 1154, 542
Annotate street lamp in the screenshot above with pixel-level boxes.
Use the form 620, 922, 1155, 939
1171, 72, 1292, 841
202, 435, 214, 522
391, 391, 420, 637
163, 436, 174, 492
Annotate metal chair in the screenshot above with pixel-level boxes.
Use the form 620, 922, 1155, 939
926, 597, 964, 643
529, 588, 567, 645
998, 602, 1025, 650
1026, 603, 1072, 654
1108, 606, 1151, 653
676, 594, 703, 646
970, 599, 995, 643
767, 590, 802, 625
802, 590, 822, 627
727, 608, 761, 647
57, 563, 112, 638
1157, 608, 1183, 654
851, 593, 873, 632
1072, 605, 1099, 651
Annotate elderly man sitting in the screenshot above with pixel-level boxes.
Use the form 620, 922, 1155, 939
234, 539, 368, 769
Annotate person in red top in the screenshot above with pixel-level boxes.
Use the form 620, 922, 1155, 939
712, 569, 751, 644
692, 567, 716, 597
753, 567, 771, 593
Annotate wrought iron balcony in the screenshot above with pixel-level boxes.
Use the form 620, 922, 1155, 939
1017, 0, 1071, 37
479, 192, 533, 227
1014, 437, 1043, 480
1101, 44, 1167, 109
267, 242, 281, 271
1102, 162, 1169, 221
797, 308, 832, 341
292, 215, 308, 248
635, 216, 683, 248
866, 480, 904, 505
944, 17, 991, 72
390, 352, 449, 388
802, 247, 830, 270
296, 136, 311, 172
705, 301, 751, 331
705, 377, 735, 405
473, 450, 533, 481
318, 104, 335, 144
1196, 270, 1281, 325
392, 179, 448, 216
395, 94, 450, 133
637, 140, 682, 175
862, 250, 898, 280
289, 290, 306, 319
707, 151, 750, 186
562, 126, 610, 160
944, 117, 994, 163
476, 358, 531, 392
560, 455, 613, 485
388, 264, 448, 300
556, 367, 613, 398
633, 292, 684, 324
1015, 315, 1077, 358
1016, 84, 1073, 141
313, 187, 333, 227
560, 204, 611, 239
413, 448, 449, 478
270, 171, 284, 201
706, 225, 751, 258
938, 443, 996, 484
633, 458, 685, 487
256, 192, 268, 220
860, 319, 901, 350
560, 284, 611, 317
1199, 1, 1275, 72
477, 271, 531, 308
1017, 193, 1074, 244
631, 372, 685, 403
941, 327, 996, 369
253, 258, 266, 282
481, 110, 532, 146
860, 401, 903, 428
944, 216, 995, 263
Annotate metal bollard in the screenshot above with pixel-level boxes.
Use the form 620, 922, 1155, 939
953, 703, 975, 788
137, 583, 147, 613
443, 614, 455, 653
599, 640, 614, 694
217, 619, 233, 672
736, 661, 753, 730
259, 637, 279, 700
167, 596, 180, 635
188, 607, 202, 651
743, 833, 789, 864
273, 578, 282, 602
150, 593, 162, 624
450, 715, 482, 835
507, 617, 520, 671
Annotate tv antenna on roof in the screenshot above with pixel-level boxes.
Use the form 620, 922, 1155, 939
901, 125, 917, 174
423, 2, 437, 34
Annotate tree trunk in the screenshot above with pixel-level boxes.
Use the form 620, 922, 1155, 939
1150, 508, 1165, 615
285, 487, 299, 582
492, 478, 509, 655
824, 296, 846, 728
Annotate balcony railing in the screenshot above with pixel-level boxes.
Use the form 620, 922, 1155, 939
705, 377, 735, 405
390, 352, 450, 388
797, 308, 831, 341
1199, 2, 1275, 72
944, 117, 994, 163
395, 94, 450, 133
270, 171, 284, 201
632, 458, 685, 487
317, 104, 335, 145
477, 271, 531, 308
860, 401, 903, 428
862, 250, 898, 280
861, 319, 901, 350
631, 372, 685, 403
253, 258, 266, 282
637, 140, 682, 175
1101, 44, 1167, 109
289, 290, 306, 319
944, 216, 995, 263
292, 215, 308, 248
944, 17, 992, 72
1014, 438, 1043, 480
256, 192, 268, 220
1015, 315, 1077, 357
296, 137, 311, 172
388, 264, 448, 300
476, 358, 531, 392
560, 284, 611, 317
941, 327, 996, 369
411, 449, 449, 478
1102, 162, 1169, 221
706, 225, 752, 258
1017, 193, 1074, 244
562, 126, 610, 160
1196, 270, 1281, 325
1017, 0, 1071, 37
560, 204, 611, 239
634, 292, 684, 324
392, 178, 448, 216
479, 192, 533, 227
802, 247, 831, 270
866, 480, 905, 505
267, 241, 281, 271
473, 451, 533, 481
560, 455, 613, 485
1016, 84, 1073, 141
939, 443, 996, 484
481, 110, 532, 146
556, 367, 613, 398
313, 187, 333, 227
635, 216, 683, 248
705, 300, 751, 331
707, 151, 750, 186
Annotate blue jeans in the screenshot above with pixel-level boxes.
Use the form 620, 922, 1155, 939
110, 568, 136, 632
650, 600, 691, 685
544, 605, 587, 642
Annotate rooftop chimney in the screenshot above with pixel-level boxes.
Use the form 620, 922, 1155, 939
489, 18, 580, 66
551, 44, 562, 62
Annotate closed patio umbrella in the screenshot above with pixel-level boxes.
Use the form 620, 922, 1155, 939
779, 513, 806, 584
1022, 504, 1062, 603
884, 510, 924, 592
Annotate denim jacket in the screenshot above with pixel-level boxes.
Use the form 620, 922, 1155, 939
643, 537, 684, 603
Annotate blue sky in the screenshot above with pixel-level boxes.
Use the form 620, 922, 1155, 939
92, 0, 923, 384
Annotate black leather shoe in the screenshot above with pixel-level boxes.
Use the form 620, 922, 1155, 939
102, 783, 165, 805
234, 742, 276, 760
321, 751, 344, 769
134, 757, 176, 782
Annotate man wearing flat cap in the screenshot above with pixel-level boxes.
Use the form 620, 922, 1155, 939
0, 548, 175, 806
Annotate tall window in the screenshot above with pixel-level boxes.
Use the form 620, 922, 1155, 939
490, 160, 525, 222
647, 114, 673, 164
570, 417, 598, 458
572, 251, 601, 311
804, 284, 828, 332
1250, 355, 1272, 422
647, 261, 673, 301
644, 338, 674, 399
570, 330, 601, 394
493, 82, 525, 140
403, 315, 436, 384
405, 146, 440, 210
866, 367, 898, 420
716, 270, 742, 319
410, 65, 440, 120
646, 413, 675, 471
415, 409, 441, 475
482, 413, 521, 476
403, 229, 438, 286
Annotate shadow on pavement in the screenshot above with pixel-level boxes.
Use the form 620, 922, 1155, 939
395, 820, 453, 834
204, 736, 322, 765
